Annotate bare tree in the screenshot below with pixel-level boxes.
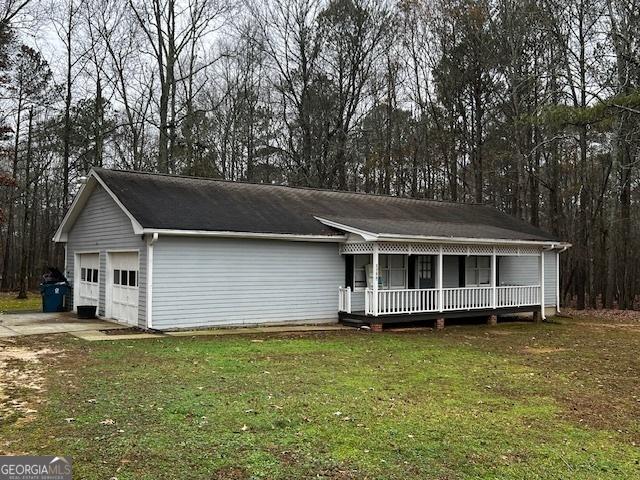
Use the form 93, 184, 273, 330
129, 0, 227, 173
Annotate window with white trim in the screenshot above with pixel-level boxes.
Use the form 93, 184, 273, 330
352, 254, 407, 290
113, 269, 138, 287
380, 255, 406, 289
81, 267, 99, 284
465, 256, 491, 286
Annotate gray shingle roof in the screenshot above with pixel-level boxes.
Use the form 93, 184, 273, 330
94, 168, 559, 242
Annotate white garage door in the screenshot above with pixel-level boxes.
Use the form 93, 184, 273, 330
77, 253, 99, 307
108, 252, 139, 326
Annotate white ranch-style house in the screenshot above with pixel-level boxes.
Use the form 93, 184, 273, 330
54, 168, 570, 331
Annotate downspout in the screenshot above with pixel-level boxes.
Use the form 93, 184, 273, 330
63, 244, 68, 279
146, 233, 158, 329
540, 249, 545, 320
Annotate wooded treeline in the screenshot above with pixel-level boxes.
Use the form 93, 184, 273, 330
0, 0, 638, 309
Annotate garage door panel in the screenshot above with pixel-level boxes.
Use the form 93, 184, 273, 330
78, 253, 99, 307
109, 252, 139, 326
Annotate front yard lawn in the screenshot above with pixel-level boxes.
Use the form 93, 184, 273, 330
0, 291, 41, 313
1, 315, 639, 479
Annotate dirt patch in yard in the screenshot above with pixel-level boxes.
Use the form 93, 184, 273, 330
564, 308, 640, 324
0, 339, 63, 426
212, 466, 249, 479
100, 327, 147, 335
484, 329, 516, 335
521, 346, 567, 354
570, 322, 640, 333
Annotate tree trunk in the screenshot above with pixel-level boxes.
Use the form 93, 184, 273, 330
94, 76, 104, 167
17, 107, 34, 299
1, 93, 22, 291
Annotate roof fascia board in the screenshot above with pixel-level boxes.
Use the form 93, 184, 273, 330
376, 234, 571, 248
315, 216, 571, 249
91, 170, 144, 235
53, 169, 144, 242
143, 228, 347, 242
52, 176, 95, 242
313, 217, 378, 241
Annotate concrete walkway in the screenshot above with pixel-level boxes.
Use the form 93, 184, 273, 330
0, 312, 126, 338
0, 312, 352, 341
72, 324, 350, 341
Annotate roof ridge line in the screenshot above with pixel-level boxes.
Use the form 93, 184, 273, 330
92, 167, 487, 207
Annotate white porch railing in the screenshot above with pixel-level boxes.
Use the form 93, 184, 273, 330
360, 285, 541, 316
375, 288, 439, 315
497, 285, 540, 307
443, 286, 493, 310
338, 286, 352, 313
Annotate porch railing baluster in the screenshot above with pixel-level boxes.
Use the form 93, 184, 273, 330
355, 284, 541, 316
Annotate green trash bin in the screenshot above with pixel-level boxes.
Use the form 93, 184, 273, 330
40, 282, 68, 312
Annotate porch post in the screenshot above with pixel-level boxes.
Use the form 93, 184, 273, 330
372, 242, 379, 316
491, 247, 497, 309
437, 245, 443, 312
540, 249, 545, 320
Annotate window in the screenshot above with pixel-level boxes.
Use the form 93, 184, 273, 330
466, 256, 491, 286
81, 268, 98, 284
113, 269, 138, 287
354, 255, 370, 289
418, 256, 432, 280
417, 255, 434, 289
352, 254, 407, 290
380, 255, 406, 290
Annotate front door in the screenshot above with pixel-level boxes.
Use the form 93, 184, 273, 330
417, 255, 435, 289
108, 252, 139, 326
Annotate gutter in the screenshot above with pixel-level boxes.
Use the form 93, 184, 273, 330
141, 228, 347, 243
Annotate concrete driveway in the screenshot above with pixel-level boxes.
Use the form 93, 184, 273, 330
0, 312, 126, 338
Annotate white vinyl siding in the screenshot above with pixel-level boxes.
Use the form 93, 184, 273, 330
351, 290, 366, 312
544, 251, 557, 307
66, 185, 147, 326
151, 237, 343, 329
498, 256, 539, 287
498, 254, 556, 307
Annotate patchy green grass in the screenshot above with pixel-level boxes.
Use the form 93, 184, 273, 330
1, 317, 639, 479
0, 291, 41, 313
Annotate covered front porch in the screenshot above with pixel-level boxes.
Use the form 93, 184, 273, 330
337, 241, 557, 328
